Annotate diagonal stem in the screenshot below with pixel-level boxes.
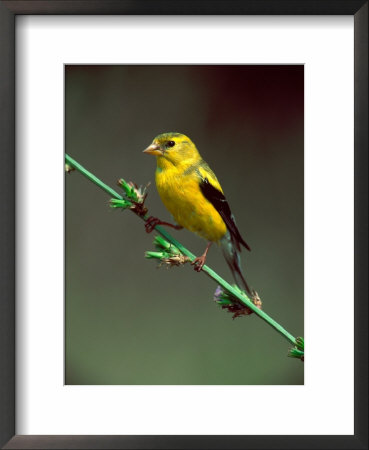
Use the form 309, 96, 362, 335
65, 153, 298, 346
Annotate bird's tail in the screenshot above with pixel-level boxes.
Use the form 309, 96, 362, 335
220, 231, 252, 296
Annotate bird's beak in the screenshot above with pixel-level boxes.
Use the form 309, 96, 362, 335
143, 143, 163, 156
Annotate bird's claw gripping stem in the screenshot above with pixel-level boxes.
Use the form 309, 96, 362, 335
191, 255, 207, 272
145, 216, 183, 233
145, 217, 162, 233
191, 242, 212, 272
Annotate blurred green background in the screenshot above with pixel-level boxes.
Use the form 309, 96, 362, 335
65, 65, 304, 385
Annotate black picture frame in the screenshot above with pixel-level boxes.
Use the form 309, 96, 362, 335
0, 1, 367, 449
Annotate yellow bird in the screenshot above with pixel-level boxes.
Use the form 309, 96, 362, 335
143, 132, 252, 295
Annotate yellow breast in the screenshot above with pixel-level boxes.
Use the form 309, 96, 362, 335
155, 166, 227, 242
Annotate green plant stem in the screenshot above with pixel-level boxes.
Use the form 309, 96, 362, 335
65, 153, 297, 346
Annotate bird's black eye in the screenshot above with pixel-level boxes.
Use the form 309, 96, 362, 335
166, 140, 175, 148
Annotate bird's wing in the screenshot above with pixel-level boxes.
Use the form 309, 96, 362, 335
196, 161, 251, 251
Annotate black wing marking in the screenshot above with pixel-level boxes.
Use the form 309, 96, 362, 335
199, 176, 251, 251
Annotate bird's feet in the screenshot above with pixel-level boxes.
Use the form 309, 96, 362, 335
145, 216, 183, 233
191, 242, 212, 272
191, 255, 207, 272
145, 217, 162, 233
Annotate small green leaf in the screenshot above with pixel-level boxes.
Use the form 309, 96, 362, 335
118, 178, 139, 201
295, 337, 304, 351
153, 236, 181, 256
288, 348, 304, 359
109, 198, 132, 209
145, 251, 167, 260
153, 235, 172, 251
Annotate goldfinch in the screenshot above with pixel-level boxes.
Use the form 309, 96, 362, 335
143, 132, 252, 295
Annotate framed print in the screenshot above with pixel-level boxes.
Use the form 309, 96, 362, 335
1, 1, 368, 449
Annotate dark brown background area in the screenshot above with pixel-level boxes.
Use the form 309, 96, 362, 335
65, 65, 304, 385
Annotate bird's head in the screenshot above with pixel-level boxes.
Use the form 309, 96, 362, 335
143, 132, 201, 168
